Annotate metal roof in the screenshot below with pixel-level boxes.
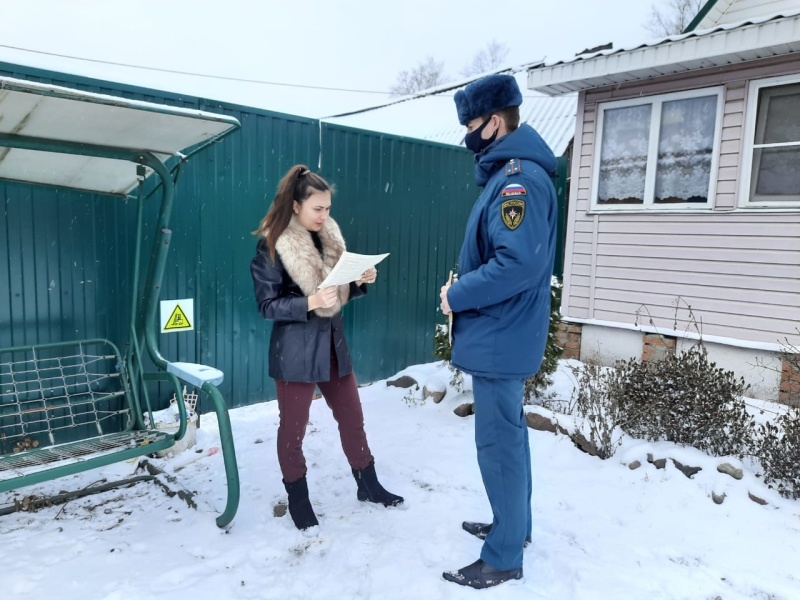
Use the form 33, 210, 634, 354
527, 11, 800, 96
424, 90, 577, 156
328, 72, 577, 157
686, 0, 800, 32
0, 76, 240, 196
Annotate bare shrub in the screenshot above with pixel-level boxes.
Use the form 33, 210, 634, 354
615, 344, 753, 457
754, 407, 800, 499
570, 362, 625, 459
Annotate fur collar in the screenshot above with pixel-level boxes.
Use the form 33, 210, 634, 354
274, 216, 350, 317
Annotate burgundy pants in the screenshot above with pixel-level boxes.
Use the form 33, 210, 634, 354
275, 350, 373, 483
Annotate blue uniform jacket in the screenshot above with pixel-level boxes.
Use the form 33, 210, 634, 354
447, 124, 558, 379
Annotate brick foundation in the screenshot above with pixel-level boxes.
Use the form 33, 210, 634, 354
557, 322, 582, 360
642, 334, 677, 362
779, 356, 800, 407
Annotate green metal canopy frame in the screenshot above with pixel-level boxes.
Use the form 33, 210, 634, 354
0, 76, 241, 527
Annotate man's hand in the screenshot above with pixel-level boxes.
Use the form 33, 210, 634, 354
440, 283, 452, 315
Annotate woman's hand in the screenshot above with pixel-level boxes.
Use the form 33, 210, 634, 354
308, 286, 338, 311
357, 267, 378, 286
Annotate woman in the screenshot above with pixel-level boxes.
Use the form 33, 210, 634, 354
250, 164, 403, 534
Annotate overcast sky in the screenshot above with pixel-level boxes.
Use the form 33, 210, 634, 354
1, 0, 657, 117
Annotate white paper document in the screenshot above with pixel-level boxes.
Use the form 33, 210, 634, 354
318, 251, 390, 288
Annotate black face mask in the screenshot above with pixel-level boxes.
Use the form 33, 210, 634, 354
464, 116, 497, 154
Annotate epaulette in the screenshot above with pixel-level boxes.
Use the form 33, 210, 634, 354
504, 158, 522, 176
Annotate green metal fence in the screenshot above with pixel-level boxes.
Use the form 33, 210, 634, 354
0, 61, 567, 408
319, 123, 474, 384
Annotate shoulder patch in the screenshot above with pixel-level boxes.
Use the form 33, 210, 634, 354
504, 158, 522, 176
501, 183, 527, 197
501, 199, 525, 231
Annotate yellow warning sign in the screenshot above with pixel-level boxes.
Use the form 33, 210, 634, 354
160, 299, 195, 333
164, 304, 192, 330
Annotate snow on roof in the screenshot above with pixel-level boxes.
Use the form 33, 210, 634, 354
687, 0, 800, 32
527, 10, 800, 96
325, 72, 577, 157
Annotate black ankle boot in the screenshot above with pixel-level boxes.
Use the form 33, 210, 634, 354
352, 462, 404, 507
443, 558, 523, 589
283, 476, 319, 531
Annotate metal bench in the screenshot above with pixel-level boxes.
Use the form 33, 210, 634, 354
0, 76, 241, 527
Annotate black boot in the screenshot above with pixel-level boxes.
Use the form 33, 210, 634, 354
283, 476, 319, 532
352, 461, 404, 507
443, 558, 523, 589
462, 521, 531, 547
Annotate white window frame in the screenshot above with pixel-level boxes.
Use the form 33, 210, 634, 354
740, 73, 800, 209
591, 87, 724, 211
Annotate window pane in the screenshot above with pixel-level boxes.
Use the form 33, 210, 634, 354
597, 104, 650, 204
757, 83, 800, 144
654, 95, 716, 204
752, 146, 800, 200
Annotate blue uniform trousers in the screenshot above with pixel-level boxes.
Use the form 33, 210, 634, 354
472, 375, 532, 570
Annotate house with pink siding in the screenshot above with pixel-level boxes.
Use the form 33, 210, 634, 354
526, 0, 800, 402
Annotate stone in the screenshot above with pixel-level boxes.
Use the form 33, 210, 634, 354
386, 375, 418, 388
525, 412, 566, 435
422, 386, 446, 404
572, 431, 598, 457
711, 492, 726, 505
748, 492, 767, 506
717, 463, 744, 480
628, 460, 641, 470
652, 458, 667, 470
453, 403, 474, 417
273, 502, 287, 518
525, 412, 547, 430
671, 459, 702, 479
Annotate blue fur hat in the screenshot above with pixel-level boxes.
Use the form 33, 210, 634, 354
454, 74, 522, 126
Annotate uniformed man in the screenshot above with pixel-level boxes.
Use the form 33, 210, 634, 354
440, 73, 558, 589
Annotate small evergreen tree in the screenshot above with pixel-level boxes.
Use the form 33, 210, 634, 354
524, 278, 563, 403
433, 322, 451, 363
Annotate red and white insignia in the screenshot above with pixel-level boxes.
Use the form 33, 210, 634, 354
501, 183, 527, 197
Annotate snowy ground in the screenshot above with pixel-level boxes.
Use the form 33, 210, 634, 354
2, 360, 798, 600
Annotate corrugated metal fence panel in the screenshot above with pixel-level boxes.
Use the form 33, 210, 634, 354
554, 155, 570, 279
136, 103, 322, 408
0, 181, 135, 350
0, 61, 562, 410
190, 106, 322, 407
0, 62, 324, 408
320, 124, 474, 383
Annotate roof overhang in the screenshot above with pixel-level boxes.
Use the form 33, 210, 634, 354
527, 12, 800, 96
0, 76, 240, 196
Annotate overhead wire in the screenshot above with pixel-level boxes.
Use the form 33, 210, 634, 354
0, 42, 544, 104
1, 42, 546, 122
0, 42, 390, 95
